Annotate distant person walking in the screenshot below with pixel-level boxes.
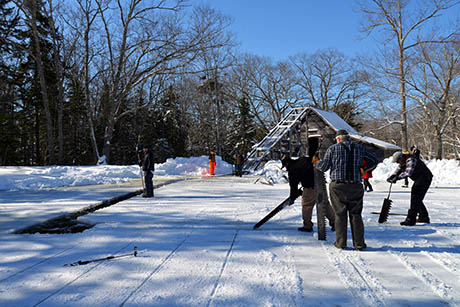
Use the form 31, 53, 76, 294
315, 129, 378, 251
387, 151, 432, 226
234, 150, 244, 177
209, 151, 216, 175
361, 160, 373, 192
139, 145, 154, 197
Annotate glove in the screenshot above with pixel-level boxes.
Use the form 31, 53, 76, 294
387, 177, 396, 183
312, 155, 320, 164
288, 199, 295, 206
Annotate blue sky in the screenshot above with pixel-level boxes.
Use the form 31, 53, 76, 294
205, 0, 459, 61
205, 0, 372, 60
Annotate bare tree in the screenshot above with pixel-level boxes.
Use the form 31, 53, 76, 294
407, 40, 460, 158
232, 54, 301, 130
357, 0, 459, 151
291, 48, 370, 126
66, 0, 232, 163
64, 0, 104, 163
190, 5, 235, 156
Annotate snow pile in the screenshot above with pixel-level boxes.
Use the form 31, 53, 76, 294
0, 165, 140, 191
154, 155, 232, 176
370, 157, 460, 186
259, 157, 460, 186
253, 160, 289, 184
0, 156, 233, 191
0, 156, 457, 191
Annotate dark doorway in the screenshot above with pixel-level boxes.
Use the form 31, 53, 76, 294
308, 137, 320, 157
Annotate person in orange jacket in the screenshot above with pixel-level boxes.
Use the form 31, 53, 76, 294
209, 151, 216, 175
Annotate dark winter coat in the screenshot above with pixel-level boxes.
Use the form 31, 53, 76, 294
410, 146, 421, 158
141, 149, 154, 172
235, 153, 244, 165
389, 154, 432, 183
284, 157, 315, 201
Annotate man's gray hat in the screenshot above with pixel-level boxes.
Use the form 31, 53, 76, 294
336, 129, 349, 137
392, 151, 403, 163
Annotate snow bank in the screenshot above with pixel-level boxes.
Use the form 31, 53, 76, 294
0, 165, 140, 191
259, 158, 460, 186
0, 156, 233, 191
0, 156, 457, 191
155, 155, 232, 176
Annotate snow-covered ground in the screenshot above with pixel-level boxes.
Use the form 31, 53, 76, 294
1, 157, 460, 306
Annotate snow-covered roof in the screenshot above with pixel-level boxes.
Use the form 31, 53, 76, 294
309, 107, 401, 151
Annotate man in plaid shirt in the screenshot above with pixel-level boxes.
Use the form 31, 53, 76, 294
315, 129, 378, 251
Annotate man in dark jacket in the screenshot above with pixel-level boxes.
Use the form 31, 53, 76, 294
282, 156, 335, 232
387, 151, 432, 225
234, 150, 244, 177
139, 145, 154, 197
315, 129, 378, 250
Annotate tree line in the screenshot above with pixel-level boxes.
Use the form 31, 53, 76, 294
1, 0, 459, 166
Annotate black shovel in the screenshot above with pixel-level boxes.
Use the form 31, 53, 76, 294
378, 183, 393, 223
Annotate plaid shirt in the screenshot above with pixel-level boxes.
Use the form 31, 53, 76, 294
315, 139, 378, 182
391, 156, 416, 179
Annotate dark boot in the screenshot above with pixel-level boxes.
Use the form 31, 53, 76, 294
298, 226, 313, 232
400, 219, 416, 226
416, 217, 430, 224
354, 243, 367, 251
329, 220, 335, 232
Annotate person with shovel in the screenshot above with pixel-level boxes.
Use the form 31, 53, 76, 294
315, 129, 378, 251
387, 151, 432, 226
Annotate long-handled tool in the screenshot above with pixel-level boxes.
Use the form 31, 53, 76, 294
253, 188, 302, 229
372, 212, 406, 216
378, 183, 393, 223
136, 140, 145, 191
64, 246, 138, 266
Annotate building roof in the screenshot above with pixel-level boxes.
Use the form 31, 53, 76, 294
310, 107, 401, 151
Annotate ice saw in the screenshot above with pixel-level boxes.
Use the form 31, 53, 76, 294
253, 188, 302, 229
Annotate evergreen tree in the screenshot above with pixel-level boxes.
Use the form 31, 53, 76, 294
13, 0, 59, 165
110, 92, 142, 165
159, 86, 189, 158
64, 75, 94, 165
230, 96, 257, 157
0, 0, 20, 165
135, 85, 191, 164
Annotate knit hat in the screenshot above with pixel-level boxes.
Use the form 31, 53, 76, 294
392, 151, 403, 163
281, 156, 291, 169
